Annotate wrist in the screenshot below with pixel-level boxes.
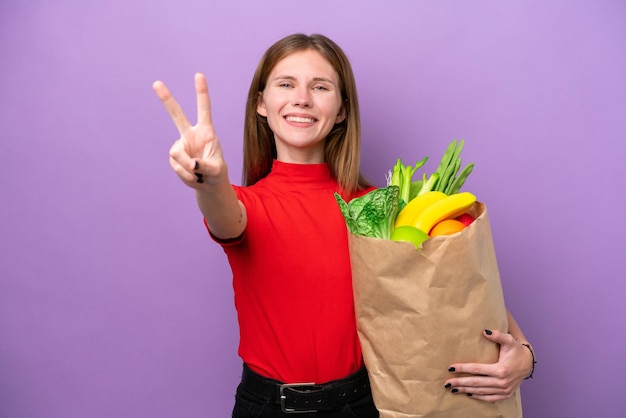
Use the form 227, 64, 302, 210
520, 342, 536, 379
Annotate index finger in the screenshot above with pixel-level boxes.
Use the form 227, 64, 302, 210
152, 80, 192, 135
194, 72, 213, 127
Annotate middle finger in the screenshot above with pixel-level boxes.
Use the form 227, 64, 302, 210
194, 72, 214, 129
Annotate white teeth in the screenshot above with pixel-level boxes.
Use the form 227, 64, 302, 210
286, 116, 314, 123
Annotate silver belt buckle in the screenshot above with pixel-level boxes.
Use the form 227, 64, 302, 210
279, 382, 318, 413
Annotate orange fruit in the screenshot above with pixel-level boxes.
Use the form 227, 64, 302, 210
429, 219, 466, 237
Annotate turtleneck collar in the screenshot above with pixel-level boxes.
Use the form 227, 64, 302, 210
265, 159, 334, 186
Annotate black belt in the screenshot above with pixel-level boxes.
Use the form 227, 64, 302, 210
240, 364, 371, 413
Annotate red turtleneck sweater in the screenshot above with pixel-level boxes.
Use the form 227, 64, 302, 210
212, 160, 371, 383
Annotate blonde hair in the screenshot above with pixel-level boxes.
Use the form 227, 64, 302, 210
242, 33, 370, 194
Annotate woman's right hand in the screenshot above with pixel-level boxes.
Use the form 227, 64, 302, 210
153, 73, 246, 239
153, 73, 227, 189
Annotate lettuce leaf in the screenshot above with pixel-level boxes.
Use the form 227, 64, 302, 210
334, 186, 400, 240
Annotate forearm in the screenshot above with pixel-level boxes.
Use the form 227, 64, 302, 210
195, 178, 247, 240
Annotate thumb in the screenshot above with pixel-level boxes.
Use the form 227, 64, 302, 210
482, 329, 515, 346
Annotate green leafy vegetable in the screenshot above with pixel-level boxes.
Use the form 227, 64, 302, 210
388, 157, 428, 206
447, 162, 474, 194
431, 139, 474, 194
415, 172, 439, 197
335, 186, 400, 240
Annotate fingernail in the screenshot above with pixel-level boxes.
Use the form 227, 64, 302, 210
451, 388, 458, 393
444, 383, 451, 389
484, 329, 493, 335
194, 161, 200, 170
448, 367, 456, 372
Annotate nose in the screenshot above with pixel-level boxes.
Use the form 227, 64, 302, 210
293, 86, 311, 107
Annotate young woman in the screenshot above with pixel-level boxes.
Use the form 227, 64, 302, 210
153, 33, 534, 417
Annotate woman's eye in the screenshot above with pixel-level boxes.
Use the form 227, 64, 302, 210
313, 85, 329, 91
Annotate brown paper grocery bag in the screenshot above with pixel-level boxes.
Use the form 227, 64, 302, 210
349, 202, 522, 417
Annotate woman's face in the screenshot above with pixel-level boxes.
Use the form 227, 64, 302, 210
257, 49, 346, 164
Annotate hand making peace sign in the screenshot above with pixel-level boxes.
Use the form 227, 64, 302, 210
153, 73, 228, 189
153, 73, 246, 239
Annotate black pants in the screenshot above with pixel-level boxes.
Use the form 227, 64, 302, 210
232, 364, 379, 417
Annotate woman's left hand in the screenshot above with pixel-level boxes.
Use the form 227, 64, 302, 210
443, 329, 533, 402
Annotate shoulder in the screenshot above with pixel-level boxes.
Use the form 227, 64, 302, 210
353, 185, 377, 199
334, 185, 376, 203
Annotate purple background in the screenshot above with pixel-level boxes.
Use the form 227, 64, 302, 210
1, 1, 625, 417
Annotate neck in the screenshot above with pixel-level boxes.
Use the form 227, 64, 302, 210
275, 143, 325, 164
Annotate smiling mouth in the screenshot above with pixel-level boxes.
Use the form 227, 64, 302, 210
285, 115, 316, 123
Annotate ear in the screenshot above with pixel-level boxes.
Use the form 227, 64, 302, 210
335, 104, 347, 124
256, 91, 267, 117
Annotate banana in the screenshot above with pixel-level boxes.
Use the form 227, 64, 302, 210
412, 192, 477, 234
394, 191, 447, 228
